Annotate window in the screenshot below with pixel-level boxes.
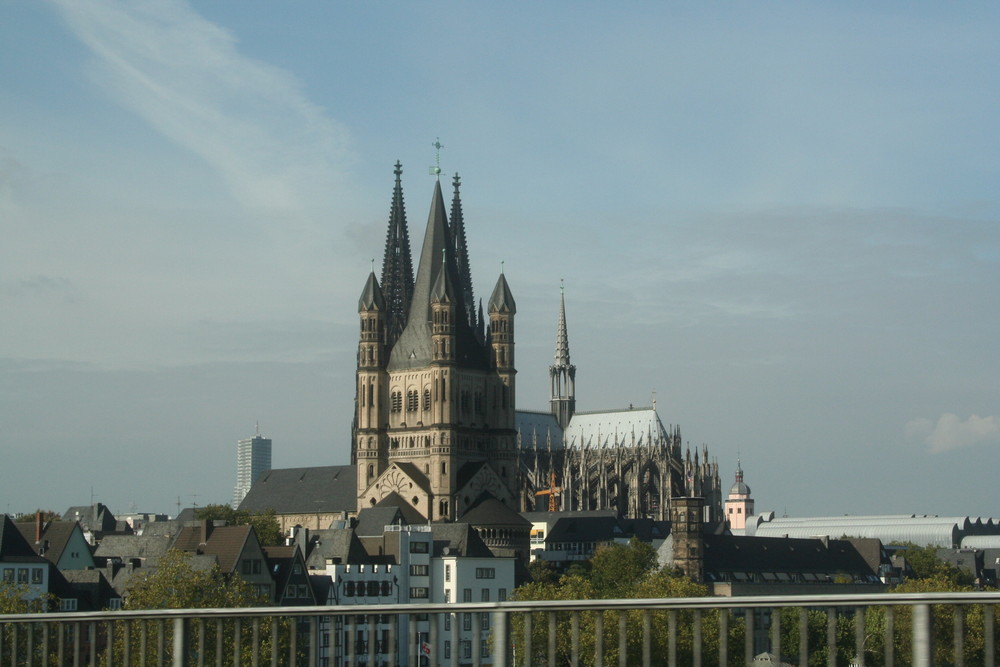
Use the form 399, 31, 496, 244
463, 613, 471, 631
463, 640, 472, 659
108, 598, 122, 611
444, 641, 451, 659
59, 598, 77, 611
482, 639, 490, 657
410, 564, 429, 576
380, 581, 391, 596
31, 568, 43, 584
499, 588, 507, 602
410, 541, 429, 554
391, 391, 402, 412
409, 587, 429, 599
445, 614, 451, 631
481, 613, 490, 630
445, 564, 451, 581
346, 581, 355, 596
463, 588, 472, 602
407, 390, 418, 412
475, 568, 495, 579
17, 568, 28, 584
423, 389, 431, 410
2, 568, 12, 583
481, 589, 490, 602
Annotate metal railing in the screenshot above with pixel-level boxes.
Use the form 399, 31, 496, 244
2, 591, 998, 666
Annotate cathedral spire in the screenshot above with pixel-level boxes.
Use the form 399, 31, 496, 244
380, 161, 414, 346
450, 172, 476, 330
550, 280, 577, 430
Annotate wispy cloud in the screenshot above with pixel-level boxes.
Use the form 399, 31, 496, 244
906, 413, 1000, 454
50, 0, 352, 213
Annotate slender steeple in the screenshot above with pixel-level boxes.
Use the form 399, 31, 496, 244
550, 281, 577, 429
380, 161, 414, 346
451, 173, 477, 331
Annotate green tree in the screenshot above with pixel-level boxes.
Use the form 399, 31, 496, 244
511, 540, 745, 666
1, 583, 57, 665
195, 504, 283, 546
890, 542, 975, 586
11, 509, 61, 523
106, 550, 295, 665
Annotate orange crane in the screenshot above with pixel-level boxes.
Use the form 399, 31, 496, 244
534, 470, 562, 512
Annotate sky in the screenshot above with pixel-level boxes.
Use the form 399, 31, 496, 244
2, 1, 998, 520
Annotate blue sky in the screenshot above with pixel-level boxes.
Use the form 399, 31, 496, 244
2, 1, 998, 519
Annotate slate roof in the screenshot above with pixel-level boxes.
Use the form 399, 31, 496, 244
14, 521, 80, 565
94, 534, 172, 566
546, 515, 623, 544
304, 528, 367, 569
702, 535, 880, 583
238, 465, 357, 515
1, 515, 46, 562
461, 497, 531, 529
64, 504, 120, 533
516, 410, 564, 449
430, 523, 494, 558
172, 524, 254, 574
354, 493, 428, 538
393, 462, 431, 495
388, 180, 486, 371
563, 407, 669, 450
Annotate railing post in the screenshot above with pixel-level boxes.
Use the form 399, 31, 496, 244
855, 607, 865, 667
173, 617, 187, 667
693, 608, 702, 667
984, 604, 994, 667
368, 614, 377, 667
798, 607, 808, 667
642, 609, 651, 667
770, 606, 780, 664
523, 612, 532, 667
745, 608, 754, 666
548, 611, 557, 667
913, 603, 931, 667
668, 609, 677, 667
595, 609, 604, 667
719, 608, 729, 667
571, 610, 580, 666
618, 610, 627, 667
826, 608, 837, 667
953, 604, 964, 667
492, 609, 509, 667
884, 606, 894, 667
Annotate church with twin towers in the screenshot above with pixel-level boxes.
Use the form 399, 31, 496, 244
353, 160, 722, 524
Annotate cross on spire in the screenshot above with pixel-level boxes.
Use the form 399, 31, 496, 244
430, 138, 444, 179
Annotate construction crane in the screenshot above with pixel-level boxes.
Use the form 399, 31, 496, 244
534, 470, 562, 513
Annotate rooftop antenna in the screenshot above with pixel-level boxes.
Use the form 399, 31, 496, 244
429, 138, 444, 179
255, 421, 260, 437
652, 390, 657, 412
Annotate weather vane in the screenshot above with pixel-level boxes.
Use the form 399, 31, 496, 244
429, 137, 443, 179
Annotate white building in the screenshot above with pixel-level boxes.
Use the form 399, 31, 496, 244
319, 523, 515, 667
232, 424, 272, 508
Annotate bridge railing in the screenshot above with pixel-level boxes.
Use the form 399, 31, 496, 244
2, 591, 998, 666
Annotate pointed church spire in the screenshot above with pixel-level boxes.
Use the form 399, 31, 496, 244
451, 173, 476, 329
380, 161, 414, 346
550, 280, 577, 430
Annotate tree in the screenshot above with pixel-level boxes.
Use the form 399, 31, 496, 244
11, 509, 61, 523
195, 504, 283, 547
106, 550, 296, 665
890, 542, 975, 586
1, 583, 56, 664
589, 538, 658, 598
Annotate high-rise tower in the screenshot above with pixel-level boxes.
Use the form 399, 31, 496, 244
232, 424, 272, 508
353, 165, 518, 522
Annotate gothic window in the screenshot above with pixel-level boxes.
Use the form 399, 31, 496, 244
367, 383, 373, 406
367, 464, 374, 480
423, 389, 431, 410
391, 391, 402, 413
406, 390, 418, 412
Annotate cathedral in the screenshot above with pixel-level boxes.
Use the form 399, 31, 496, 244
353, 163, 721, 524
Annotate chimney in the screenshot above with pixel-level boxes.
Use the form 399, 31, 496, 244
35, 511, 43, 544
200, 519, 212, 546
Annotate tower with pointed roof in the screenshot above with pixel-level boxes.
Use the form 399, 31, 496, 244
354, 164, 519, 522
724, 460, 754, 531
550, 283, 576, 430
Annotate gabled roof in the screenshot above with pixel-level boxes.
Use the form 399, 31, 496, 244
172, 524, 255, 574
392, 462, 431, 495
94, 534, 172, 565
14, 521, 83, 565
63, 504, 119, 533
564, 407, 669, 450
358, 271, 386, 312
1, 515, 45, 561
304, 528, 367, 569
462, 497, 531, 529
430, 523, 495, 558
516, 410, 564, 449
238, 465, 357, 515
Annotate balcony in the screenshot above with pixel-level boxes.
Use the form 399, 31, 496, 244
2, 591, 998, 666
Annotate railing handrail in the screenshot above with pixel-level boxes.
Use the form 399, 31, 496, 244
4, 590, 999, 624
